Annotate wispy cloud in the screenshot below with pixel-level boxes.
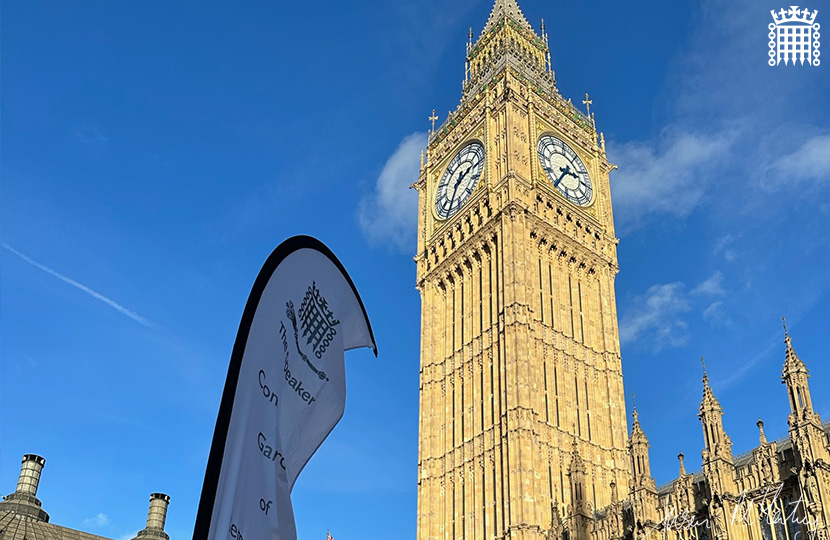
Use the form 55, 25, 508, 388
713, 234, 738, 262
83, 513, 111, 528
620, 282, 691, 352
358, 132, 426, 251
75, 123, 108, 146
2, 243, 151, 326
763, 135, 830, 189
702, 301, 726, 324
692, 271, 725, 297
621, 272, 729, 351
609, 129, 735, 233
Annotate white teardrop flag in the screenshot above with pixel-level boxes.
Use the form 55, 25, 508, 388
194, 236, 376, 540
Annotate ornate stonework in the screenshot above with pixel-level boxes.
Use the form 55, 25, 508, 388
614, 328, 830, 540
414, 2, 830, 540
415, 1, 623, 539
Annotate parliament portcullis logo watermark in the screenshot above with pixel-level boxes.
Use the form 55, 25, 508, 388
770, 6, 820, 66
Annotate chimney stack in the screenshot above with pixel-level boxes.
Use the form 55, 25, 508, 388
16, 454, 46, 497
133, 493, 171, 539
146, 493, 170, 531
0, 454, 50, 522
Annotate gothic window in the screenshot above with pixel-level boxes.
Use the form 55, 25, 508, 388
554, 365, 561, 426
781, 496, 802, 540
568, 276, 575, 337
575, 375, 581, 436
544, 360, 550, 423
539, 259, 545, 323
548, 263, 556, 327
758, 498, 798, 540
585, 379, 592, 441
578, 281, 585, 344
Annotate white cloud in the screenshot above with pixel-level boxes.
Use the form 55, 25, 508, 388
713, 234, 738, 262
692, 271, 725, 297
75, 124, 108, 147
2, 243, 151, 326
609, 129, 734, 233
358, 132, 426, 251
621, 272, 729, 350
764, 135, 830, 189
702, 301, 726, 323
619, 282, 691, 352
83, 513, 111, 528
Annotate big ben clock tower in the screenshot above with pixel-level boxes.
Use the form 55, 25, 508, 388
413, 1, 629, 539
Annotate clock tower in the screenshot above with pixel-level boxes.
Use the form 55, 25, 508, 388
413, 1, 629, 540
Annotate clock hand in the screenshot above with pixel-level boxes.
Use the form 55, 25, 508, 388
450, 168, 470, 204
553, 165, 571, 187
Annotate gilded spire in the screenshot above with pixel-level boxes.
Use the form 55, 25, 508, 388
480, 0, 534, 36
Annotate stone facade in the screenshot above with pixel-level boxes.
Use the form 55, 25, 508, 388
0, 454, 171, 540
593, 330, 830, 540
414, 1, 830, 540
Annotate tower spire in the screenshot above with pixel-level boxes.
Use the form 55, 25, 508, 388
480, 0, 534, 36
699, 357, 732, 458
628, 401, 654, 487
781, 317, 815, 416
782, 316, 804, 371
631, 392, 638, 423
779, 318, 830, 469
700, 357, 719, 412
627, 406, 659, 526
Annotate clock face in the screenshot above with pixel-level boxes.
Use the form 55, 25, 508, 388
537, 135, 593, 206
435, 141, 485, 220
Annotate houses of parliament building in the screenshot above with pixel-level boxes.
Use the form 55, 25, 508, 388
412, 1, 830, 540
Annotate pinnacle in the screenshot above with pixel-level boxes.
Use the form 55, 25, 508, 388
629, 397, 648, 443
783, 316, 795, 354
699, 357, 722, 415
570, 437, 586, 472
782, 317, 807, 373
480, 0, 534, 37
631, 392, 639, 423
757, 418, 768, 444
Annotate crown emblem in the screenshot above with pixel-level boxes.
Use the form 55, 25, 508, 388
771, 6, 818, 25
768, 5, 820, 66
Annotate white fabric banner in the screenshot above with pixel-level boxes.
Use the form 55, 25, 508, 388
194, 237, 376, 540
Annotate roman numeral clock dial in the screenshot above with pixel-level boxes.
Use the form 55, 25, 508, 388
538, 134, 593, 206
435, 141, 485, 220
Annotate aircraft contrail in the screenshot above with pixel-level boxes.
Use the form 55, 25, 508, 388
2, 242, 151, 326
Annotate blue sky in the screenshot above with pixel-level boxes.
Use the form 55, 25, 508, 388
2, 0, 829, 539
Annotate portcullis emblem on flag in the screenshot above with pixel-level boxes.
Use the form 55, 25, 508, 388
193, 236, 376, 540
